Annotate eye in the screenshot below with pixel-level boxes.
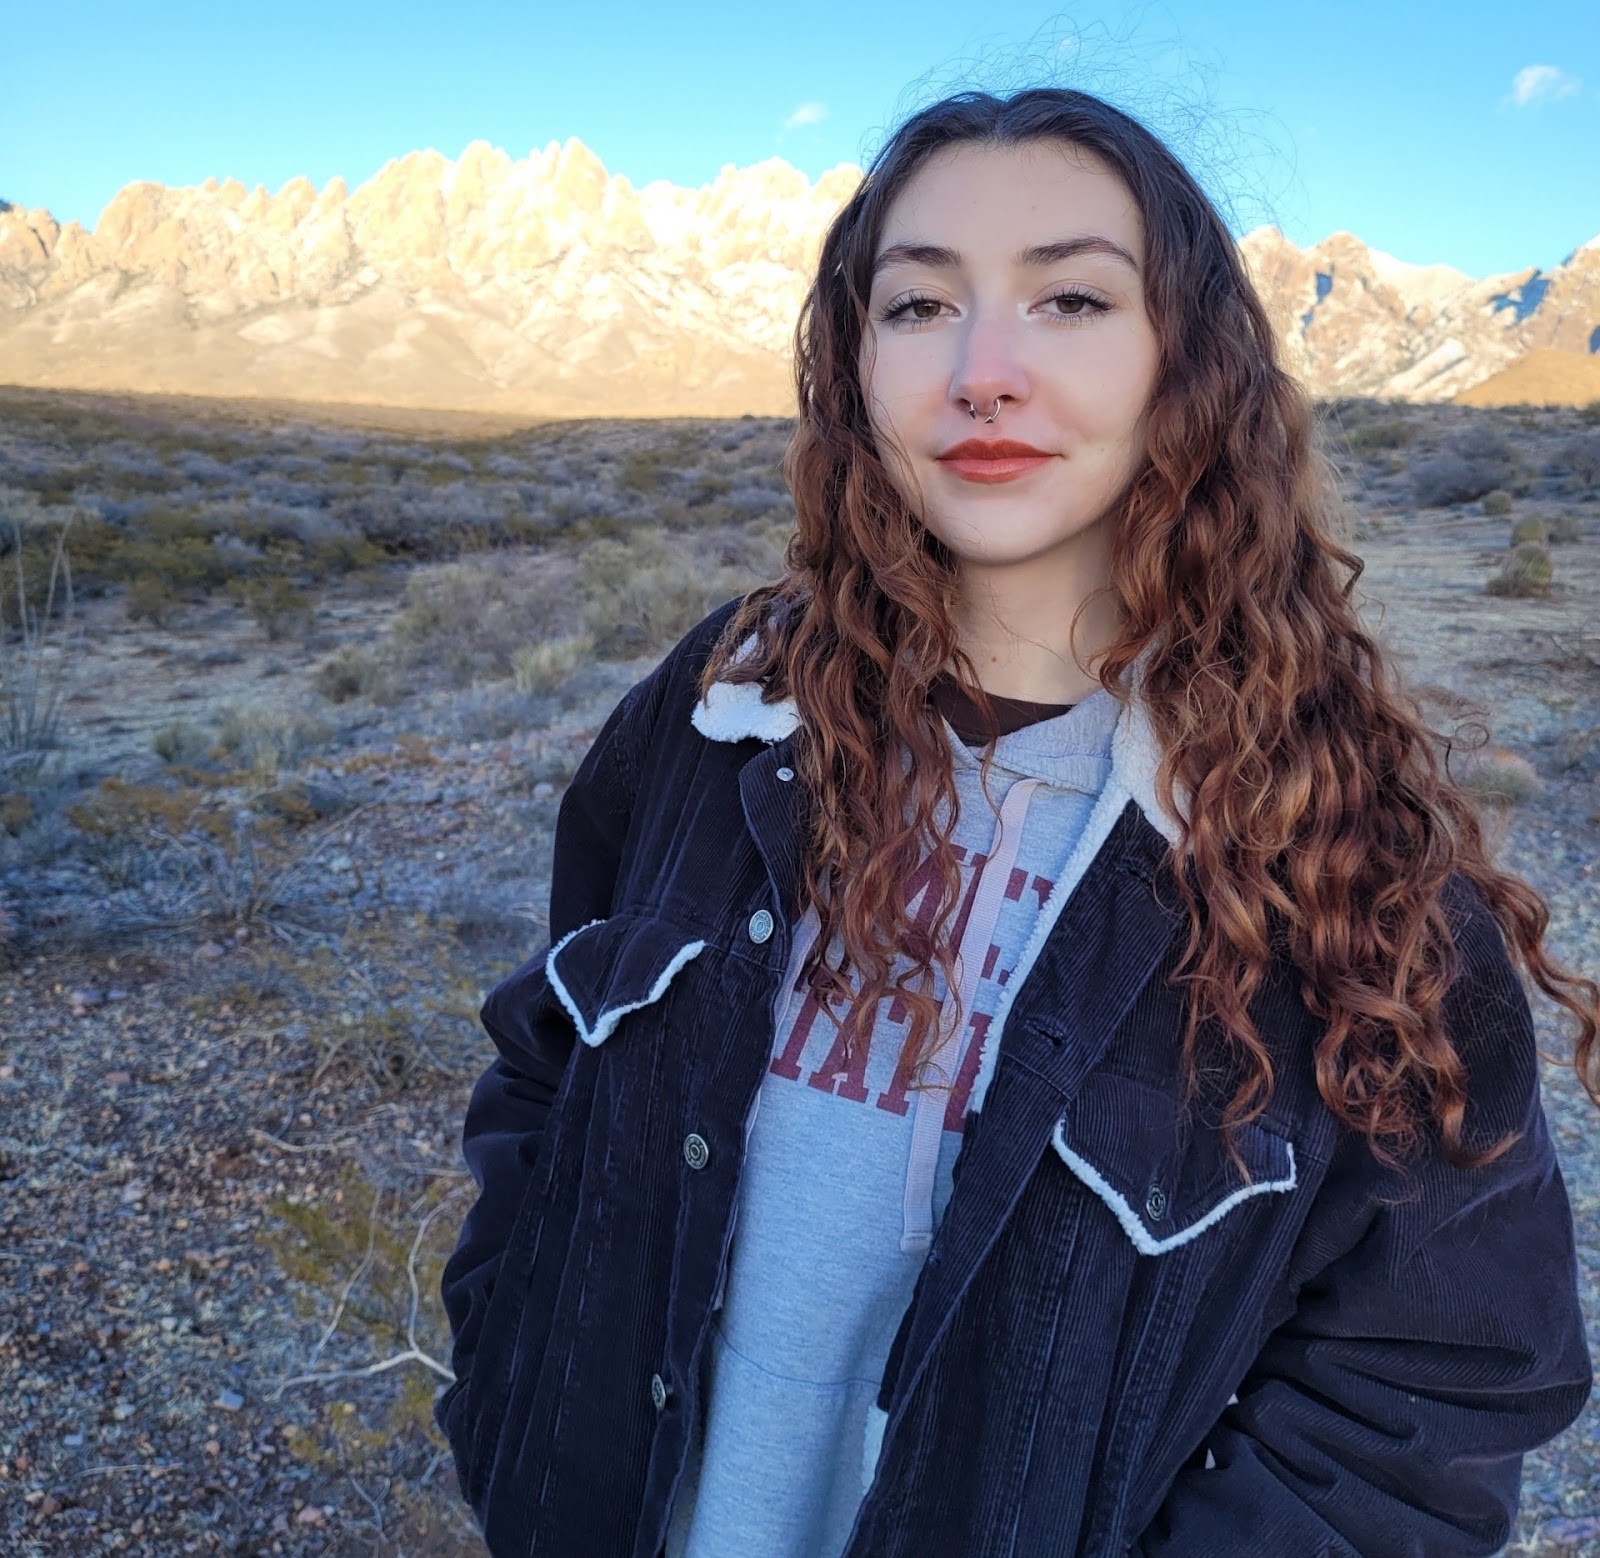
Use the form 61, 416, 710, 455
1041, 289, 1109, 323
878, 291, 947, 328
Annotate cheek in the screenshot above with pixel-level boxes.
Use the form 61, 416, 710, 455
1069, 335, 1158, 448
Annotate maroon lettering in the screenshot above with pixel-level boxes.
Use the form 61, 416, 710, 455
806, 1010, 872, 1102
943, 1011, 991, 1130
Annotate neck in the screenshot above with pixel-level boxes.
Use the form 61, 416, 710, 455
953, 524, 1125, 705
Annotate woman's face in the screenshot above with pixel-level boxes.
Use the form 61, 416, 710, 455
859, 140, 1160, 575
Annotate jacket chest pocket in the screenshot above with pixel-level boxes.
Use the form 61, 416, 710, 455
546, 912, 710, 1050
1050, 1070, 1298, 1257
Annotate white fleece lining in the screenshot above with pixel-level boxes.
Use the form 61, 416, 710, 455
1050, 1121, 1298, 1256
862, 1403, 889, 1493
690, 677, 801, 745
545, 919, 708, 1048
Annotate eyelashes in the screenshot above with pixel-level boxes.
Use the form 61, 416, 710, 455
877, 288, 1111, 330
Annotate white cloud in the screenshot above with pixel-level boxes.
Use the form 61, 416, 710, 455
783, 101, 827, 130
1507, 64, 1582, 107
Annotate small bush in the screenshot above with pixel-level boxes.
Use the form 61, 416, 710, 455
123, 574, 182, 626
1347, 420, 1415, 453
1485, 543, 1553, 598
313, 644, 397, 705
0, 790, 36, 835
1413, 453, 1511, 507
1579, 401, 1600, 427
233, 576, 313, 642
1509, 516, 1549, 545
579, 531, 735, 656
511, 632, 595, 695
1481, 489, 1513, 517
151, 718, 212, 765
1547, 513, 1583, 544
389, 556, 582, 685
1559, 431, 1600, 492
216, 702, 333, 784
1457, 747, 1543, 802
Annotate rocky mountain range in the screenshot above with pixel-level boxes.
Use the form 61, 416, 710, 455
2, 137, 1596, 416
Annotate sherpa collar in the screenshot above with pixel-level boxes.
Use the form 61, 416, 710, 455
690, 635, 1187, 845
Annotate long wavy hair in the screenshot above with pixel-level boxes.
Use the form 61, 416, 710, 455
696, 86, 1599, 1175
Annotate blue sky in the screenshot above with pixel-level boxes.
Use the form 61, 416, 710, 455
5, 1, 1596, 278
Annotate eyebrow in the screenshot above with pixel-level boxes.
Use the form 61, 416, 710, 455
870, 235, 1141, 278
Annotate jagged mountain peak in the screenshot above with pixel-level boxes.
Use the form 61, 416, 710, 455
0, 151, 1592, 415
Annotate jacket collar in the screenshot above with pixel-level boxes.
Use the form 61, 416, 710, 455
692, 634, 1187, 846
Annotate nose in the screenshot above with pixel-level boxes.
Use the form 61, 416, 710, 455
950, 312, 1029, 423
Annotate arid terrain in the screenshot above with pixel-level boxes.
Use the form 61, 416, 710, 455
1, 386, 1597, 1556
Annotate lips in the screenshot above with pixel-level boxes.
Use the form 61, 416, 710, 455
937, 437, 1055, 484
937, 438, 1052, 461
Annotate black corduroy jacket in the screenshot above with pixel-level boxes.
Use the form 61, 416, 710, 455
436, 595, 1592, 1557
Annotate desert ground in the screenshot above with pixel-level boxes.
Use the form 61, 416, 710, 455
1, 385, 1597, 1556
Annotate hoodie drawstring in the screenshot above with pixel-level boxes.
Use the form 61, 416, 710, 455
900, 776, 1042, 1255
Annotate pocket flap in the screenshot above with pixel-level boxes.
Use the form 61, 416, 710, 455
1051, 1071, 1297, 1256
546, 914, 708, 1048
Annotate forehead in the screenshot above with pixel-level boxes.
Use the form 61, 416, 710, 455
875, 140, 1143, 257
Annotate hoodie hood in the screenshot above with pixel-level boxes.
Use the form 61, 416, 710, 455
691, 633, 1189, 846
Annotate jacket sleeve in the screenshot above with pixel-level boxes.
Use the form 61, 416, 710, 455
432, 624, 695, 1455
1129, 904, 1594, 1558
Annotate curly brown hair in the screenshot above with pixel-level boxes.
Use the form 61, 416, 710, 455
697, 86, 1599, 1175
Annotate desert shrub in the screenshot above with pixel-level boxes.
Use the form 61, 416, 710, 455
0, 787, 34, 833
233, 575, 313, 642
123, 574, 181, 625
1509, 516, 1549, 545
152, 718, 213, 765
1413, 451, 1511, 507
216, 702, 333, 784
511, 632, 596, 695
1347, 419, 1416, 454
1579, 401, 1600, 426
1547, 513, 1584, 544
313, 644, 398, 705
1481, 489, 1513, 516
304, 532, 386, 581
616, 450, 674, 495
579, 530, 744, 656
1414, 424, 1523, 507
1457, 747, 1543, 802
389, 555, 582, 685
1485, 543, 1553, 597
685, 470, 733, 507
1, 490, 82, 783
1559, 431, 1600, 492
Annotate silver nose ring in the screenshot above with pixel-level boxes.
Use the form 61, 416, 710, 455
963, 398, 1002, 423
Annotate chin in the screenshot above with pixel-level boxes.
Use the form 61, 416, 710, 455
932, 513, 1102, 564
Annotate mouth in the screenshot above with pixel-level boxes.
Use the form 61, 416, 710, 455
936, 439, 1055, 484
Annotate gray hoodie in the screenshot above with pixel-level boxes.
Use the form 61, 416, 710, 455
665, 687, 1123, 1558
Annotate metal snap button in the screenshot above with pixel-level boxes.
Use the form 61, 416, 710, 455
650, 1372, 667, 1411
683, 1132, 710, 1170
1144, 1185, 1169, 1222
747, 909, 774, 944
775, 766, 795, 781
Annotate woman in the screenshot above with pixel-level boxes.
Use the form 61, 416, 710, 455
435, 88, 1597, 1558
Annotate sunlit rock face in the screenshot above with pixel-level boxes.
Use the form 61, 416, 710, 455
1237, 225, 1600, 403
0, 144, 1594, 413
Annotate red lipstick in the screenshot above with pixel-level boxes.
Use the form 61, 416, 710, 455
936, 437, 1055, 484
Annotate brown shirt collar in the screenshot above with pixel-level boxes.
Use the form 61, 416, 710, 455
928, 673, 1075, 749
